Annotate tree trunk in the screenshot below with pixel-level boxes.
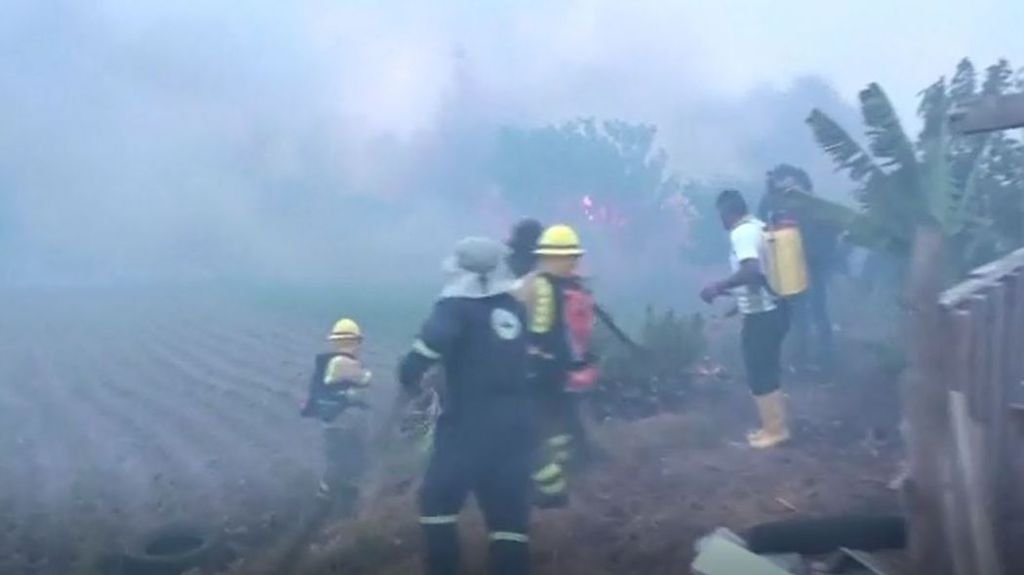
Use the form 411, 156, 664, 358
900, 225, 954, 575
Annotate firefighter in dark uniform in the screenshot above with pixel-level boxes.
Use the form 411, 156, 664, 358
398, 236, 536, 575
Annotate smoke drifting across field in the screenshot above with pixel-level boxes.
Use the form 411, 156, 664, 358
1, 1, 1018, 288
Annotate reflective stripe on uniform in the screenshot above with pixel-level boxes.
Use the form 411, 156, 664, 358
490, 531, 529, 543
547, 434, 572, 448
412, 339, 441, 360
537, 478, 567, 495
419, 515, 459, 525
530, 276, 555, 334
532, 463, 562, 483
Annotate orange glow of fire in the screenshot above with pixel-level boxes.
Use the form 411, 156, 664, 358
579, 194, 627, 227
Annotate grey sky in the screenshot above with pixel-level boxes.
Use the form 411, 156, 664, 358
1, 0, 1021, 283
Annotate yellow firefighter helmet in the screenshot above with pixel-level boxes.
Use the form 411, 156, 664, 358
328, 318, 362, 341
534, 224, 585, 256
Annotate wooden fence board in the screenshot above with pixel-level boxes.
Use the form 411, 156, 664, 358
915, 247, 1024, 575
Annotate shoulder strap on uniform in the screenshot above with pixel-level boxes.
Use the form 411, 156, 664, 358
313, 352, 338, 378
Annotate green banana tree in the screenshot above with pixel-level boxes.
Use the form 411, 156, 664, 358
797, 58, 1022, 280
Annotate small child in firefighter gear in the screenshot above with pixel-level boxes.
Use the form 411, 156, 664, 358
517, 224, 598, 509
399, 236, 537, 575
300, 318, 372, 514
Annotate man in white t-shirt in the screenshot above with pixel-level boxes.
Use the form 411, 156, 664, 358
700, 189, 791, 448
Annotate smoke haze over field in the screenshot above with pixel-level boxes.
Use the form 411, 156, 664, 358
1, 0, 1022, 285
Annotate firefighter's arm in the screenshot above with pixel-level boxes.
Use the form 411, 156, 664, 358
398, 300, 461, 394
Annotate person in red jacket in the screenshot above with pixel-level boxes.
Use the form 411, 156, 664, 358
517, 224, 598, 508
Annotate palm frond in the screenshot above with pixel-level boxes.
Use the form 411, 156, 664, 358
860, 83, 919, 174
949, 58, 977, 105
783, 189, 911, 249
806, 109, 885, 196
947, 136, 991, 232
917, 78, 947, 142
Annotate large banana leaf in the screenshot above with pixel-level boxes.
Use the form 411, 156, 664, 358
860, 83, 920, 175
806, 109, 884, 187
782, 189, 912, 249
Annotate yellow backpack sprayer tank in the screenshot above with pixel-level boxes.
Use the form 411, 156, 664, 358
764, 221, 808, 297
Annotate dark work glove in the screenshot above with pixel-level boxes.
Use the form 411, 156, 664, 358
398, 352, 433, 393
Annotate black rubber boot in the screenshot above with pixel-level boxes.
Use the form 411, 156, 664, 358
489, 540, 529, 575
423, 523, 460, 575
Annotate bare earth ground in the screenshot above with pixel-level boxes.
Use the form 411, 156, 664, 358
281, 329, 904, 574
0, 289, 402, 575
0, 289, 902, 575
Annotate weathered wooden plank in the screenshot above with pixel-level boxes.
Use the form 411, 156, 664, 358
994, 273, 1020, 566
943, 248, 1024, 309
987, 282, 1007, 433
1006, 271, 1024, 575
941, 278, 991, 309
1013, 271, 1024, 386
986, 282, 1009, 560
943, 310, 977, 575
966, 248, 1024, 280
949, 93, 1024, 134
968, 295, 992, 424
949, 390, 1004, 575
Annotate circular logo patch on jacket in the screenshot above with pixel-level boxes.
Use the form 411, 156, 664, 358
491, 308, 522, 340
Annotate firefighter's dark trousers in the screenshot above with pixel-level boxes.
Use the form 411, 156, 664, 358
539, 385, 592, 464
419, 411, 536, 575
322, 421, 367, 515
790, 268, 835, 374
740, 306, 791, 397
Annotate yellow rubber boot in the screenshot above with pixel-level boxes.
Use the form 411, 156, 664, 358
748, 391, 790, 449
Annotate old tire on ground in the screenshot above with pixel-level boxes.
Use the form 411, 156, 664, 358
121, 523, 220, 575
744, 514, 906, 555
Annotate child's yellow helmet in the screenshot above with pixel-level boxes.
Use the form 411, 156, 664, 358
328, 318, 362, 341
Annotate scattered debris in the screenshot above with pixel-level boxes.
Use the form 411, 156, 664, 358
775, 497, 799, 513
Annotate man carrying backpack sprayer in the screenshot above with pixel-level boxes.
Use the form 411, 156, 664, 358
300, 318, 373, 512
700, 189, 797, 448
506, 218, 544, 279
517, 224, 599, 507
398, 236, 536, 575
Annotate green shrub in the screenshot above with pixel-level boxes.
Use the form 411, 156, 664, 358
591, 306, 707, 420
